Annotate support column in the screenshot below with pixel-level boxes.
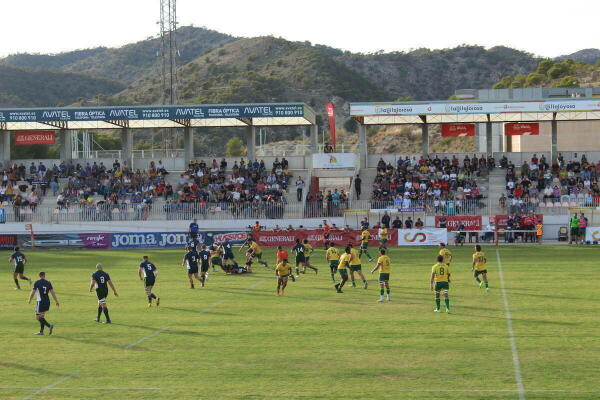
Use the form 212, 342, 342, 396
183, 126, 194, 163
486, 120, 493, 157
358, 123, 367, 169
60, 130, 72, 161
310, 125, 318, 154
120, 128, 133, 168
246, 125, 256, 161
551, 116, 558, 162
1, 131, 10, 164
421, 122, 429, 158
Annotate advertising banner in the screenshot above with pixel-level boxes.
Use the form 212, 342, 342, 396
585, 227, 600, 243
0, 104, 306, 123
312, 153, 356, 169
492, 214, 543, 229
0, 234, 17, 250
435, 216, 482, 231
110, 232, 189, 249
326, 102, 336, 148
15, 131, 56, 145
504, 123, 540, 136
256, 229, 398, 247
350, 99, 600, 116
441, 124, 475, 137
397, 229, 448, 246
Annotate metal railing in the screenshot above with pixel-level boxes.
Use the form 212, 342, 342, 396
1, 196, 587, 224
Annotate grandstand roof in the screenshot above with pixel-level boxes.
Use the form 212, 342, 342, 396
350, 98, 600, 125
0, 103, 315, 130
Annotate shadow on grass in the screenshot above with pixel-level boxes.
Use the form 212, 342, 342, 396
461, 312, 580, 326
114, 323, 214, 337
0, 361, 67, 378
57, 335, 148, 351
161, 306, 237, 316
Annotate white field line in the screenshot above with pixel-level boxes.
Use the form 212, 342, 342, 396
496, 249, 526, 400
22, 370, 78, 400
124, 280, 265, 349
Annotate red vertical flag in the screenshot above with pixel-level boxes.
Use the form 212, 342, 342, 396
326, 102, 336, 149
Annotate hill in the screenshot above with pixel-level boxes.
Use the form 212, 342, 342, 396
492, 58, 600, 89
557, 49, 600, 64
0, 65, 125, 107
0, 26, 236, 84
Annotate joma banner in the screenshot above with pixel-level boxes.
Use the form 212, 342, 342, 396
435, 216, 482, 231
397, 229, 448, 246
15, 131, 56, 145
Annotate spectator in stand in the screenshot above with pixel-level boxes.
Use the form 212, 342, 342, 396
296, 177, 305, 202
273, 224, 282, 232
354, 175, 362, 200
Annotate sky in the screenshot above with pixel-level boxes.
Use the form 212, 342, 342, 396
1, 0, 598, 58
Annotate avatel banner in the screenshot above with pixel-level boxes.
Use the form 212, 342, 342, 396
441, 124, 475, 137
15, 131, 56, 145
435, 216, 482, 231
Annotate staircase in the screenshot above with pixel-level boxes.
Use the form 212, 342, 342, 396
488, 168, 507, 215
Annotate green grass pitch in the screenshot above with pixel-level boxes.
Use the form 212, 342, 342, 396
1, 245, 599, 399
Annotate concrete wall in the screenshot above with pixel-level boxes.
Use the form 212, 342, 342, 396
513, 120, 600, 152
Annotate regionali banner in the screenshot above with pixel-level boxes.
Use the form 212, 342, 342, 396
15, 131, 56, 145
435, 216, 482, 231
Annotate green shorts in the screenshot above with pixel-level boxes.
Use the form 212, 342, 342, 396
211, 257, 222, 265
305, 256, 311, 262
360, 242, 368, 250
329, 260, 339, 268
474, 269, 487, 276
434, 281, 449, 291
350, 265, 362, 272
380, 239, 388, 245
253, 253, 262, 260
379, 273, 390, 282
338, 269, 348, 277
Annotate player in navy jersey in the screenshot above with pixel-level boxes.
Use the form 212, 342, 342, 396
182, 246, 201, 289
188, 237, 201, 252
221, 241, 239, 270
28, 272, 59, 335
9, 246, 32, 290
198, 245, 211, 287
89, 264, 118, 323
138, 256, 160, 307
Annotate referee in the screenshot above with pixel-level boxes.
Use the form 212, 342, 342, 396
89, 264, 118, 323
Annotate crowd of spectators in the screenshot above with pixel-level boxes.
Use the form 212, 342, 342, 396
305, 188, 350, 217
370, 154, 490, 215
501, 153, 600, 213
1, 162, 55, 212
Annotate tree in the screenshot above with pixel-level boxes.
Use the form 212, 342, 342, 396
226, 136, 246, 156
552, 76, 579, 88
492, 76, 513, 89
343, 118, 358, 133
525, 73, 545, 87
535, 59, 554, 75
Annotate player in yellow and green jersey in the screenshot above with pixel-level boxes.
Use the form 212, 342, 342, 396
359, 230, 374, 261
472, 245, 489, 291
302, 239, 318, 274
247, 239, 268, 268
325, 242, 340, 282
349, 244, 368, 289
430, 255, 451, 313
275, 258, 292, 296
371, 248, 391, 302
334, 247, 352, 293
378, 227, 388, 251
438, 242, 452, 265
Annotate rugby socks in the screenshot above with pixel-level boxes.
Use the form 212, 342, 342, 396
21, 276, 31, 282
435, 298, 441, 310
351, 280, 356, 287
330, 271, 336, 282
380, 288, 384, 296
150, 293, 157, 299
97, 306, 102, 320
386, 288, 390, 295
475, 277, 481, 284
444, 298, 450, 310
485, 282, 489, 289
147, 295, 152, 304
14, 278, 20, 289
39, 320, 45, 333
40, 317, 51, 328
103, 308, 111, 322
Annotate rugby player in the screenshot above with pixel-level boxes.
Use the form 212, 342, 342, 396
325, 242, 340, 282
359, 229, 374, 261
349, 243, 368, 289
371, 249, 391, 302
430, 255, 451, 313
9, 246, 32, 290
138, 256, 160, 307
28, 272, 59, 335
89, 264, 118, 323
302, 239, 318, 274
334, 247, 352, 293
198, 245, 211, 284
438, 242, 452, 266
472, 245, 489, 291
275, 258, 292, 296
182, 246, 201, 289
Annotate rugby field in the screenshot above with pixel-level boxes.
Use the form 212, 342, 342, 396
1, 245, 598, 399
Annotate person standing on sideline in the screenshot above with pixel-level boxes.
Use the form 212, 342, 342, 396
569, 213, 578, 244
381, 211, 390, 229
354, 175, 362, 199
295, 177, 305, 202
89, 264, 118, 323
189, 218, 199, 240
28, 272, 59, 335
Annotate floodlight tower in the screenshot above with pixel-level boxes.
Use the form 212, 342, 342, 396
159, 0, 178, 105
